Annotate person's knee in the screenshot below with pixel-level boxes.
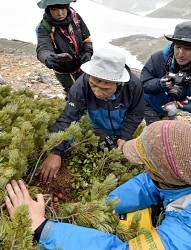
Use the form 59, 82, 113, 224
144, 105, 161, 125
145, 115, 161, 125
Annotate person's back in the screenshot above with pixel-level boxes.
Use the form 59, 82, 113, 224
36, 0, 93, 93
141, 21, 191, 125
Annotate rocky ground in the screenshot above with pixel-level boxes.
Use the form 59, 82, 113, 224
111, 34, 168, 65
0, 35, 167, 95
0, 38, 65, 99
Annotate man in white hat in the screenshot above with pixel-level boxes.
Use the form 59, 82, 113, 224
39, 47, 144, 183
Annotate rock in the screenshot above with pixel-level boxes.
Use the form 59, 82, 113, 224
0, 74, 7, 85
0, 38, 65, 98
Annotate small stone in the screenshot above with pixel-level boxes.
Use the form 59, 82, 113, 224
53, 197, 59, 203
57, 193, 63, 199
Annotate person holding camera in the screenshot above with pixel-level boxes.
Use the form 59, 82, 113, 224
39, 47, 144, 183
36, 0, 93, 93
141, 21, 191, 125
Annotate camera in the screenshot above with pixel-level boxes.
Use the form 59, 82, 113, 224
167, 71, 191, 100
99, 136, 117, 151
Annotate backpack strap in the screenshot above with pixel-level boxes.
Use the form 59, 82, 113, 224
41, 19, 52, 32
41, 19, 57, 49
69, 7, 80, 28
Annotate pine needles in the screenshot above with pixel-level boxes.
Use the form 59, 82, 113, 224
0, 86, 145, 246
0, 204, 35, 250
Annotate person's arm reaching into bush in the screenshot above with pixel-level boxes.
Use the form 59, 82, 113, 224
5, 179, 191, 250
5, 180, 46, 232
39, 154, 62, 183
5, 180, 129, 250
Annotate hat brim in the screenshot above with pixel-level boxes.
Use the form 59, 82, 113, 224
164, 35, 191, 44
122, 139, 143, 164
37, 0, 75, 9
81, 61, 130, 83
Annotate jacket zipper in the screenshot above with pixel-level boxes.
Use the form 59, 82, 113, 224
108, 101, 116, 136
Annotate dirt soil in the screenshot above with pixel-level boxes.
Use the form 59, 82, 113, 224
29, 168, 74, 206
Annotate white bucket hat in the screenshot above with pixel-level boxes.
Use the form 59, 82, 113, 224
81, 48, 130, 82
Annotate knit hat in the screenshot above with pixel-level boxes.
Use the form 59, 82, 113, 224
37, 0, 76, 9
123, 120, 191, 186
165, 21, 191, 45
81, 48, 130, 83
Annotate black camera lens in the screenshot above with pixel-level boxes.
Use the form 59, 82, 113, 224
168, 85, 183, 99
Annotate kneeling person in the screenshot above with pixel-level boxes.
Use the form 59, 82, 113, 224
39, 47, 145, 183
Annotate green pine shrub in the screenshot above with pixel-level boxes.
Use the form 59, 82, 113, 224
0, 86, 145, 248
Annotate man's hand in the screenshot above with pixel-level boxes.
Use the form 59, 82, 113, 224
5, 180, 46, 231
117, 139, 126, 150
39, 154, 62, 183
160, 77, 173, 88
176, 96, 191, 112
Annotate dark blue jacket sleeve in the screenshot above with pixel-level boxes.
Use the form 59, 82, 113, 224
120, 72, 145, 141
140, 51, 167, 94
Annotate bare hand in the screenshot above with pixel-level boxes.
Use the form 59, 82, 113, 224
117, 139, 126, 150
5, 180, 46, 231
160, 77, 173, 88
39, 154, 62, 183
176, 96, 190, 108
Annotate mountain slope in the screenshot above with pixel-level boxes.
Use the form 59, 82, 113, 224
147, 0, 191, 18
90, 0, 169, 13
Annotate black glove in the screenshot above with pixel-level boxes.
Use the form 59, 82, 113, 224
45, 53, 61, 69
80, 52, 92, 64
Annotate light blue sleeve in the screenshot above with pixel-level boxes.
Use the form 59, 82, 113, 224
157, 202, 191, 250
107, 173, 160, 214
39, 220, 129, 250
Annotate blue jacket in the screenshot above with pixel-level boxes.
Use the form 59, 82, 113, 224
52, 69, 144, 156
38, 173, 191, 249
141, 44, 191, 116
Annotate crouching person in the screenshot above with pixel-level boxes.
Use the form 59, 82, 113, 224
5, 120, 191, 249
